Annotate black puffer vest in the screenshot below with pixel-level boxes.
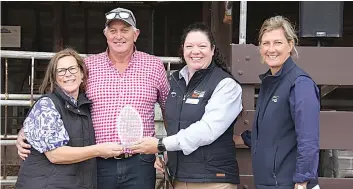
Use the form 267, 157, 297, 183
165, 63, 240, 184
16, 87, 97, 189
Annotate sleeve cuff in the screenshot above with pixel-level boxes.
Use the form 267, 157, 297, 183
241, 130, 252, 148
163, 135, 180, 152
293, 172, 316, 183
39, 139, 69, 153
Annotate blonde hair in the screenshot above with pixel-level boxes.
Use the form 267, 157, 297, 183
39, 48, 88, 94
258, 15, 299, 58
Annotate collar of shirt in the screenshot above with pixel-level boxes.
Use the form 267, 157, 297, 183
259, 57, 295, 81
53, 85, 79, 107
179, 65, 190, 85
62, 90, 77, 106
104, 46, 139, 69
179, 63, 216, 86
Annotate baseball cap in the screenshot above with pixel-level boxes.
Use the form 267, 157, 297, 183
105, 7, 136, 28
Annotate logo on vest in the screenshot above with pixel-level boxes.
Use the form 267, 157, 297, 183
272, 96, 279, 103
191, 90, 205, 98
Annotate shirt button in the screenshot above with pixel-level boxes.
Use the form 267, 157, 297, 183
66, 105, 70, 108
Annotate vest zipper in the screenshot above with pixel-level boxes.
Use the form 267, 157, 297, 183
273, 173, 278, 186
171, 74, 187, 182
253, 140, 257, 154
273, 146, 278, 186
171, 74, 186, 97
170, 73, 203, 181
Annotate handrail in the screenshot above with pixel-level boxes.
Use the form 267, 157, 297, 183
0, 176, 17, 186
1, 50, 182, 64
1, 94, 42, 100
0, 140, 17, 146
0, 100, 32, 106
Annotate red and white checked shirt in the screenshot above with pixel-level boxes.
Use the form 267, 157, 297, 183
84, 50, 170, 144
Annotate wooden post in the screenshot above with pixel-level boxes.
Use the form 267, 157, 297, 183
202, 2, 211, 25
164, 15, 169, 56
210, 1, 232, 66
35, 9, 41, 51
53, 2, 64, 52
84, 2, 88, 54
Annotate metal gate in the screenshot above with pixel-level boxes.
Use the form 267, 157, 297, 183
0, 50, 180, 187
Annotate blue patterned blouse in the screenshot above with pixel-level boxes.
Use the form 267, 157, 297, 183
23, 95, 77, 153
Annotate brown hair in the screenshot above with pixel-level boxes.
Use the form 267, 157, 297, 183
39, 48, 88, 94
258, 15, 299, 58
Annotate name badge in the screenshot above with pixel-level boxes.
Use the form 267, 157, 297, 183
185, 98, 199, 104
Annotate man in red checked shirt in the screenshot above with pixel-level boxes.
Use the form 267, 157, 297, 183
16, 7, 170, 189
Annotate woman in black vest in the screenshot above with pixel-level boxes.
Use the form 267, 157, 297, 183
15, 49, 123, 189
131, 23, 243, 189
234, 16, 320, 189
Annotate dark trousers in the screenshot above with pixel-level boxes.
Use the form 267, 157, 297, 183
97, 154, 156, 189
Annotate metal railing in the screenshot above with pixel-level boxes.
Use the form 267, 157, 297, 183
0, 49, 181, 111
0, 50, 181, 185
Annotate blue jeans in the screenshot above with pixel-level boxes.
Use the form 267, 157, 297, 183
97, 154, 156, 189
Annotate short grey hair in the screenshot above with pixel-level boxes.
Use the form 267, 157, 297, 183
103, 25, 138, 34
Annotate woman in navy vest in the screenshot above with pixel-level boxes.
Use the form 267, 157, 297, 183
15, 49, 123, 189
234, 16, 320, 189
131, 23, 243, 188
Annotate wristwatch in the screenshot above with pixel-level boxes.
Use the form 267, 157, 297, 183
157, 138, 166, 153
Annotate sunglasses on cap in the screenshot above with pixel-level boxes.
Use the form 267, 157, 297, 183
105, 11, 136, 23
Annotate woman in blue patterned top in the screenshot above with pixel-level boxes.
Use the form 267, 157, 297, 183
15, 48, 123, 189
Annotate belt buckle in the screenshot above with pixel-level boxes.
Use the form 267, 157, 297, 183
114, 153, 130, 159
113, 154, 123, 159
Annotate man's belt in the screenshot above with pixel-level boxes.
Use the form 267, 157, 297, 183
113, 153, 136, 159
